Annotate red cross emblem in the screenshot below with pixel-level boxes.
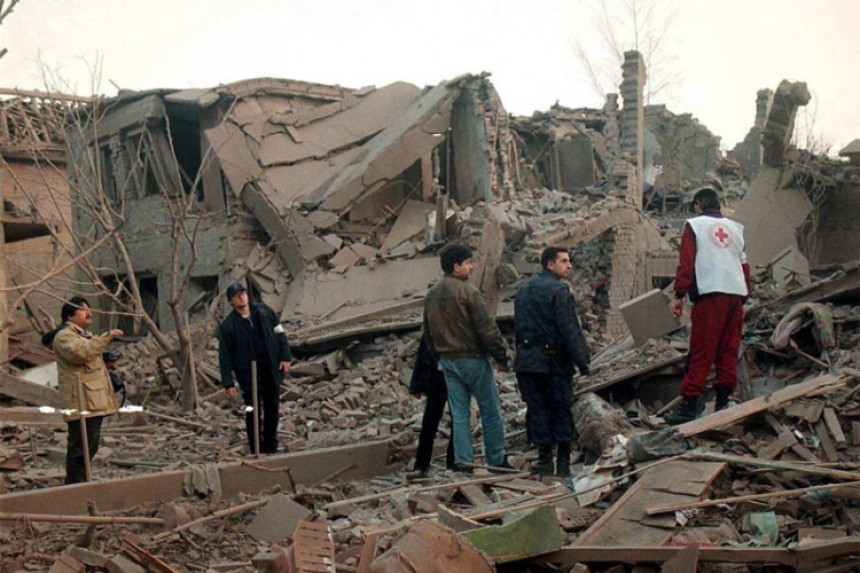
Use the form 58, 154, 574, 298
708, 222, 733, 248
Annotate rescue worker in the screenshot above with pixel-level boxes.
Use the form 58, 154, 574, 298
664, 187, 750, 424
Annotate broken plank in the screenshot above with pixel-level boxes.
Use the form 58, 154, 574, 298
576, 354, 685, 397
532, 537, 860, 566
647, 479, 860, 515
356, 532, 378, 573
762, 413, 820, 462
815, 420, 840, 462
677, 374, 849, 437
824, 407, 847, 447
758, 431, 798, 460
574, 460, 725, 547
687, 449, 860, 480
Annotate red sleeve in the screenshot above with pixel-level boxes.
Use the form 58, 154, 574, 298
674, 223, 697, 298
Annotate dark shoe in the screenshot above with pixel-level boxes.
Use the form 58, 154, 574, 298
451, 464, 473, 474
715, 387, 731, 411
406, 468, 430, 480
534, 444, 554, 476
556, 442, 571, 478
663, 396, 702, 425
491, 458, 514, 470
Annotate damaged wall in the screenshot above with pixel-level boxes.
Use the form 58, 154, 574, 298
644, 105, 721, 188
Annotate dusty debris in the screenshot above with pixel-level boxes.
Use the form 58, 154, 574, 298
0, 55, 858, 573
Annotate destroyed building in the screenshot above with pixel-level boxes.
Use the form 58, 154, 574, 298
0, 89, 85, 362
64, 53, 676, 346
1, 51, 860, 572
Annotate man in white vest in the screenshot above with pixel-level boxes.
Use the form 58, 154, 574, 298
664, 187, 750, 424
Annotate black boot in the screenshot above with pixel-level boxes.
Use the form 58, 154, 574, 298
555, 443, 571, 478
715, 387, 731, 411
663, 396, 701, 425
534, 444, 554, 476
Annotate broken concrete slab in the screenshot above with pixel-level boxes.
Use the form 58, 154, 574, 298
312, 81, 459, 212
204, 122, 262, 196
733, 166, 812, 271
380, 200, 435, 252
0, 439, 393, 515
283, 257, 438, 325
245, 493, 312, 543
460, 505, 563, 563
368, 521, 494, 573
619, 289, 682, 346
258, 82, 420, 167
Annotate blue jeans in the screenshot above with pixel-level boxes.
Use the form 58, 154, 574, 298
439, 358, 505, 466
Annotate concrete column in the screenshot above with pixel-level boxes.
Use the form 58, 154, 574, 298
605, 224, 640, 338
603, 93, 621, 163
619, 51, 646, 207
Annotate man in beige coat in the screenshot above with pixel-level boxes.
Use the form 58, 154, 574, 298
44, 297, 122, 483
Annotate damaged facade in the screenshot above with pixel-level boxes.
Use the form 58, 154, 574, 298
67, 59, 673, 344
0, 89, 86, 361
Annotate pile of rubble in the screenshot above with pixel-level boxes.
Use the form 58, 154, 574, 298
0, 258, 858, 571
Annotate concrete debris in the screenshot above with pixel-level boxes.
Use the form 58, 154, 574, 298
619, 288, 682, 346
368, 521, 494, 573
2, 60, 860, 573
761, 80, 812, 166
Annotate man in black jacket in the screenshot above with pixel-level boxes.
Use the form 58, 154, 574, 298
408, 333, 454, 478
219, 282, 292, 454
514, 247, 590, 477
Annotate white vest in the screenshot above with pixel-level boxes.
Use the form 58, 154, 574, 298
687, 215, 748, 297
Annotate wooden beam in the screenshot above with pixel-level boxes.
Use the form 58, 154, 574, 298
0, 439, 394, 516
676, 374, 848, 437
532, 537, 860, 566
576, 354, 685, 397
646, 479, 860, 516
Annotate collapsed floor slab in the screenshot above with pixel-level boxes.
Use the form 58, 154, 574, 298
0, 439, 393, 515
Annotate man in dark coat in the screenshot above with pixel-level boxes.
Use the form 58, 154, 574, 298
514, 247, 590, 477
408, 333, 454, 478
219, 282, 292, 454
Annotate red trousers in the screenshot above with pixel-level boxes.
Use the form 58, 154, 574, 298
680, 294, 744, 398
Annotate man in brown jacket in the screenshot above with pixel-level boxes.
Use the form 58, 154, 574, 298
46, 297, 122, 483
424, 244, 510, 472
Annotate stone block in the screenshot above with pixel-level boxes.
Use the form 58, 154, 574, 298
48, 555, 85, 573
245, 493, 312, 543
105, 555, 145, 573
619, 289, 681, 346
251, 550, 292, 573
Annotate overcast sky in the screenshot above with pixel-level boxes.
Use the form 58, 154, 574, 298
4, 0, 858, 152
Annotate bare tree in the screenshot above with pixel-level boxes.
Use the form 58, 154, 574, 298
0, 66, 218, 410
0, 0, 22, 61
574, 0, 681, 104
